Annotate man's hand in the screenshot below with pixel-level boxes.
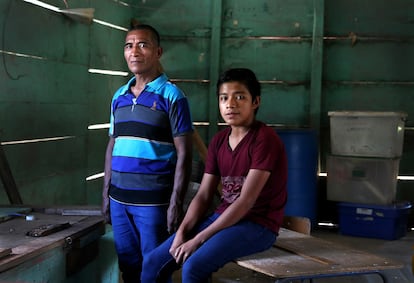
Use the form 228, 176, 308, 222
101, 194, 111, 224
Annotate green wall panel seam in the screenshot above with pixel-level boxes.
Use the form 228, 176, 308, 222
310, 0, 325, 174
207, 0, 223, 141
310, 0, 324, 131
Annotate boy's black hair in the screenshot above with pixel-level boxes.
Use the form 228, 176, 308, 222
216, 68, 261, 113
128, 22, 160, 47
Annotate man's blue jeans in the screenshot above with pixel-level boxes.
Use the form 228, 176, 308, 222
110, 199, 169, 283
141, 213, 277, 283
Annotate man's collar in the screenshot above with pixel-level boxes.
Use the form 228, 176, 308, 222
119, 73, 168, 95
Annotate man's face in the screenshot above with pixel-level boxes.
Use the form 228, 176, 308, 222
124, 29, 162, 75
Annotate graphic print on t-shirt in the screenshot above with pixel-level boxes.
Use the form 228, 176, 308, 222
221, 176, 246, 203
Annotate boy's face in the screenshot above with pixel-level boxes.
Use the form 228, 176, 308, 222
124, 29, 162, 75
218, 81, 260, 126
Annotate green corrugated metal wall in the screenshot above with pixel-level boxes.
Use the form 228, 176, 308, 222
0, 0, 413, 222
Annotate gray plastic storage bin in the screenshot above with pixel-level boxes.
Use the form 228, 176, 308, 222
328, 111, 407, 158
327, 155, 400, 205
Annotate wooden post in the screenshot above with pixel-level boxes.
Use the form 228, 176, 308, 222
0, 143, 23, 204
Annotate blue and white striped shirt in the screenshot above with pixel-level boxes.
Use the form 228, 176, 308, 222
108, 74, 193, 205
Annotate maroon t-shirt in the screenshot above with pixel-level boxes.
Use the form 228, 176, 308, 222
205, 121, 288, 234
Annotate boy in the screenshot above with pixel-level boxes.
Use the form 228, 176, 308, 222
142, 68, 287, 283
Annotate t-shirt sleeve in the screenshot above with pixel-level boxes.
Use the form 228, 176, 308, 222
169, 94, 194, 137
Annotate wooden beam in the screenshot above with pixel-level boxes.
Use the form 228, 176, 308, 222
0, 143, 23, 204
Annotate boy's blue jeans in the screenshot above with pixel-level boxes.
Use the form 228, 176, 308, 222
110, 199, 169, 283
141, 213, 277, 283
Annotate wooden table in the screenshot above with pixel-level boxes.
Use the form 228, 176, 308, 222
236, 228, 404, 283
0, 207, 107, 281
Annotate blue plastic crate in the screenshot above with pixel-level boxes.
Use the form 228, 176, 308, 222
338, 202, 412, 240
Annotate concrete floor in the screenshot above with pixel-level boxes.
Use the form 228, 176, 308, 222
172, 227, 414, 283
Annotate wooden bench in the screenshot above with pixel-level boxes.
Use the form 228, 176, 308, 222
235, 226, 404, 283
192, 133, 404, 282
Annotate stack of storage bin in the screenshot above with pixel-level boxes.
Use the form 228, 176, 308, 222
327, 111, 411, 240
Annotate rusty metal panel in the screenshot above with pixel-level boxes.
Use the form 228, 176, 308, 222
87, 75, 127, 125
4, 1, 90, 64
222, 0, 314, 36
174, 82, 210, 122
88, 0, 134, 70
324, 41, 414, 81
161, 39, 211, 79
2, 138, 86, 204
219, 0, 316, 129
325, 0, 414, 37
130, 0, 212, 37
221, 39, 311, 81
126, 0, 318, 134
258, 85, 311, 126
88, 24, 127, 71
0, 61, 88, 141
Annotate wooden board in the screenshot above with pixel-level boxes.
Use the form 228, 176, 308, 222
0, 249, 11, 260
236, 228, 404, 279
0, 212, 104, 273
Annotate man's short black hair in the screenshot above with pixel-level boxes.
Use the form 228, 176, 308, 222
128, 22, 160, 46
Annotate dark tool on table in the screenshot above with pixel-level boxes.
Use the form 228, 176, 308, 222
26, 222, 71, 237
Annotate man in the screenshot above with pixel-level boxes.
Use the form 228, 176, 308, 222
101, 23, 193, 283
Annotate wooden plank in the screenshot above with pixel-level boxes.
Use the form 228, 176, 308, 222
236, 228, 404, 279
0, 249, 11, 260
282, 215, 311, 235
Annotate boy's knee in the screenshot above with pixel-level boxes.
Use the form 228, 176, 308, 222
142, 251, 178, 283
181, 255, 219, 282
182, 259, 205, 282
141, 251, 159, 282
141, 254, 152, 273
